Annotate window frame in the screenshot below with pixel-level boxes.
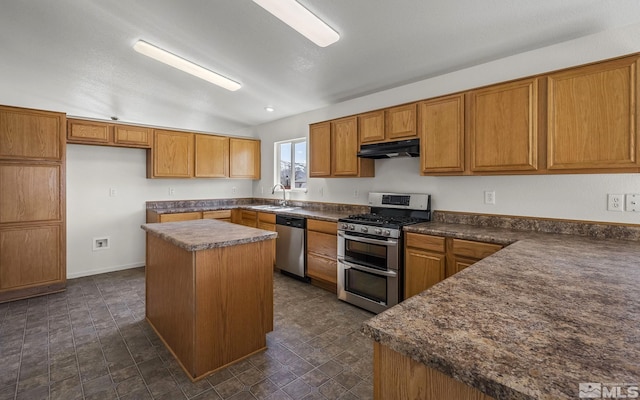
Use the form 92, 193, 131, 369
274, 137, 308, 192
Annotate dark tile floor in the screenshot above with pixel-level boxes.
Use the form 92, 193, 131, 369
0, 268, 375, 400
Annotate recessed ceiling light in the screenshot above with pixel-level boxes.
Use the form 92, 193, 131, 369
253, 0, 340, 47
133, 40, 241, 91
265, 106, 275, 112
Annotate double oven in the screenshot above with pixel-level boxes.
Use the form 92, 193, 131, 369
337, 192, 431, 314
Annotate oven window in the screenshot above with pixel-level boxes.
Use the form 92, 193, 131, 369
345, 239, 387, 269
345, 267, 387, 304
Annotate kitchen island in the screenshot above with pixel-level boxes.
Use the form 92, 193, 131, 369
141, 219, 277, 381
362, 220, 640, 400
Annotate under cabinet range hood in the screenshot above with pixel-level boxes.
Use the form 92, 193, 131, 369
357, 138, 420, 159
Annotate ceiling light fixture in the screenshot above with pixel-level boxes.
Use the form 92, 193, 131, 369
133, 40, 241, 91
265, 106, 275, 112
252, 0, 340, 47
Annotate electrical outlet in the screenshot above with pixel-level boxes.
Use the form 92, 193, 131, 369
319, 187, 324, 197
92, 237, 110, 251
260, 186, 264, 195
607, 194, 624, 211
626, 193, 640, 212
484, 191, 495, 205
232, 186, 237, 195
168, 187, 175, 196
109, 188, 117, 197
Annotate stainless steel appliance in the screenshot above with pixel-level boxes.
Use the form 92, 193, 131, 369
337, 192, 431, 314
276, 215, 307, 280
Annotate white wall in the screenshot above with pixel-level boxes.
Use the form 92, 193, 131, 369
66, 144, 253, 278
253, 23, 640, 225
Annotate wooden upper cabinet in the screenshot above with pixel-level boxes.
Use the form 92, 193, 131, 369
113, 125, 152, 147
68, 119, 109, 144
386, 103, 418, 140
547, 55, 639, 170
309, 122, 332, 177
331, 116, 361, 176
195, 134, 229, 178
418, 94, 465, 174
0, 106, 64, 161
359, 110, 385, 144
469, 78, 538, 172
152, 130, 194, 178
229, 138, 260, 179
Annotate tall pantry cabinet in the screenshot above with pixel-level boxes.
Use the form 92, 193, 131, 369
0, 105, 66, 302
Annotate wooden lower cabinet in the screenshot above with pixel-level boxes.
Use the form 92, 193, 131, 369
306, 219, 338, 293
145, 233, 274, 381
238, 210, 257, 227
404, 233, 502, 299
404, 233, 446, 299
0, 226, 64, 300
158, 212, 202, 223
374, 342, 495, 400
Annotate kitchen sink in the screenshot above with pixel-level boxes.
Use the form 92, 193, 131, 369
249, 205, 300, 212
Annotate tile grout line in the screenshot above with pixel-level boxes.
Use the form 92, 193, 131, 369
67, 286, 87, 400
12, 301, 27, 400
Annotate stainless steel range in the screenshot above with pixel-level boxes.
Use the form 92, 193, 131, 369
337, 192, 431, 314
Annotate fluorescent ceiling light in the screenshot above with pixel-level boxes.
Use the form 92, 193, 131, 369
253, 0, 340, 47
133, 40, 241, 91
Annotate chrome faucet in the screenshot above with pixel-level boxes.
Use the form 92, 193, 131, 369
272, 184, 287, 206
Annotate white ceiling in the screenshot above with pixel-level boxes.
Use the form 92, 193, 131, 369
2, 0, 640, 134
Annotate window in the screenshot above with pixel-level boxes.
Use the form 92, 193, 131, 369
275, 138, 307, 190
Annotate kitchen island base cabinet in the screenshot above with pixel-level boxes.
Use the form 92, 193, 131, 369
374, 342, 495, 400
145, 233, 274, 381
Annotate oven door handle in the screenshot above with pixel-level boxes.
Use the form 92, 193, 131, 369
339, 259, 398, 277
338, 232, 398, 247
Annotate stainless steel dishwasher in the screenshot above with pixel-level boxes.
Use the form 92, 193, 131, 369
275, 215, 307, 280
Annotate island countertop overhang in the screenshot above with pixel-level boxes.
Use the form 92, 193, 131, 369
141, 218, 277, 252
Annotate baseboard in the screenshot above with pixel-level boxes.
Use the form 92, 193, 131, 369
67, 262, 145, 279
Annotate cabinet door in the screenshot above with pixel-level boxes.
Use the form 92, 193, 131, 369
229, 138, 260, 179
309, 122, 332, 177
404, 247, 445, 299
159, 212, 202, 222
114, 125, 152, 148
0, 225, 62, 290
307, 253, 337, 285
0, 106, 64, 160
331, 117, 360, 176
240, 210, 257, 227
195, 134, 229, 178
386, 103, 417, 140
0, 164, 61, 223
448, 257, 476, 278
469, 78, 538, 172
359, 110, 385, 144
419, 94, 465, 174
152, 130, 194, 178
67, 119, 110, 144
547, 56, 639, 170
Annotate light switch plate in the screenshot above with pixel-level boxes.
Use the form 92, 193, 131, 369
626, 194, 640, 212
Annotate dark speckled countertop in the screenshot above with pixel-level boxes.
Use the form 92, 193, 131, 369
362, 218, 640, 400
141, 219, 277, 251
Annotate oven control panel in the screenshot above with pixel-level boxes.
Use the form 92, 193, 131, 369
339, 223, 398, 238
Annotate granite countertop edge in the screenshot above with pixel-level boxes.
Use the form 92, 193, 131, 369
141, 220, 278, 252
147, 205, 350, 222
362, 221, 640, 400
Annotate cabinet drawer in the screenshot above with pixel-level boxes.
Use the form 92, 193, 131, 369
202, 210, 231, 220
452, 239, 502, 259
307, 253, 337, 284
307, 219, 337, 235
307, 231, 337, 258
405, 233, 445, 253
257, 212, 276, 224
159, 212, 202, 222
